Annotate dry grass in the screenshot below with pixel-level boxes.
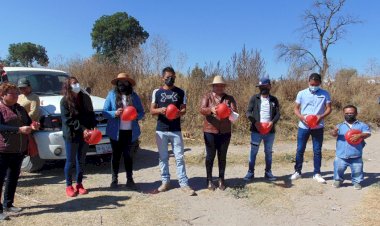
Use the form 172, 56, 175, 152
53, 57, 380, 146
354, 183, 380, 226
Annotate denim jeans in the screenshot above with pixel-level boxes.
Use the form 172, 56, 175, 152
156, 131, 189, 187
64, 141, 88, 186
248, 132, 275, 174
0, 153, 24, 211
110, 130, 133, 181
334, 157, 363, 184
204, 132, 231, 180
294, 127, 324, 174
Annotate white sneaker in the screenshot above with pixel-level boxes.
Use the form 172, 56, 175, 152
290, 172, 301, 180
313, 174, 326, 183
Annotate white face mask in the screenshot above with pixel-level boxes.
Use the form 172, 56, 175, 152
309, 85, 320, 92
71, 83, 81, 94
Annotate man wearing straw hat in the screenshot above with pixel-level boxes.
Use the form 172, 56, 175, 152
200, 75, 237, 190
150, 66, 196, 196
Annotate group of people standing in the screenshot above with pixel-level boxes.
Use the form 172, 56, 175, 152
0, 66, 372, 221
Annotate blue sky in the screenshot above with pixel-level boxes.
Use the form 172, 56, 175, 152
1, 0, 379, 77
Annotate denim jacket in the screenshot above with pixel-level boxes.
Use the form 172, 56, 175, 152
103, 90, 145, 142
335, 120, 371, 159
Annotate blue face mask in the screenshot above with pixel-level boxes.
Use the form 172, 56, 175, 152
309, 85, 320, 92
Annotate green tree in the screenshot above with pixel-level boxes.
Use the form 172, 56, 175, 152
91, 12, 149, 60
7, 42, 49, 67
190, 65, 206, 80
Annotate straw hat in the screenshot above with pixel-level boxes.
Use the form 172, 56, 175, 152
111, 73, 136, 86
209, 75, 227, 86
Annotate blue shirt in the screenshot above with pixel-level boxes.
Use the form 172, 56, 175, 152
151, 86, 186, 132
335, 120, 371, 159
295, 88, 331, 129
103, 90, 145, 142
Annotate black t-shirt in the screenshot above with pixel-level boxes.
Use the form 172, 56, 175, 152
152, 86, 186, 132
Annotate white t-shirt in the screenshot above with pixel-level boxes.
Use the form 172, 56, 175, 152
120, 95, 132, 130
260, 96, 271, 122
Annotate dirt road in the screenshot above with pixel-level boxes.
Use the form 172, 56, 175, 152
2, 131, 379, 226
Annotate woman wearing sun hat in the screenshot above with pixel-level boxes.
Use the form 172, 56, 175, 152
199, 75, 237, 190
103, 73, 145, 190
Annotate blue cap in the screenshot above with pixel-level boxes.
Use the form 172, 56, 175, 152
256, 77, 271, 87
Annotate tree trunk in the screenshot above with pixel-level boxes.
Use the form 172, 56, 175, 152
321, 56, 328, 80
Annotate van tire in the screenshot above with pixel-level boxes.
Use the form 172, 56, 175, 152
22, 155, 45, 172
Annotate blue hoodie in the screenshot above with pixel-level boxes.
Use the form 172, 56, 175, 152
103, 90, 145, 142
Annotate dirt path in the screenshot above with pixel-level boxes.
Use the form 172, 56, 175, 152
2, 131, 379, 226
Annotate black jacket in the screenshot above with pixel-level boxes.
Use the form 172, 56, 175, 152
246, 94, 280, 133
60, 92, 97, 142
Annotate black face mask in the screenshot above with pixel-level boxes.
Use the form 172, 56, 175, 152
259, 88, 270, 95
165, 77, 175, 87
345, 114, 356, 123
117, 82, 133, 95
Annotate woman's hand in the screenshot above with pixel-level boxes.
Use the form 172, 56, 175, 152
31, 121, 40, 130
19, 126, 32, 135
115, 108, 123, 117
211, 106, 217, 115
83, 129, 91, 140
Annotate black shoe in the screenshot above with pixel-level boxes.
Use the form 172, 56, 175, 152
218, 178, 226, 191
126, 178, 138, 190
207, 180, 216, 191
110, 180, 118, 189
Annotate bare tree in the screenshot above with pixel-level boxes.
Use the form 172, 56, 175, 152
176, 51, 188, 73
276, 0, 361, 79
228, 46, 266, 82
148, 35, 170, 76
365, 57, 380, 77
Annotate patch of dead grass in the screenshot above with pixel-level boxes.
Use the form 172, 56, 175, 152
354, 182, 380, 226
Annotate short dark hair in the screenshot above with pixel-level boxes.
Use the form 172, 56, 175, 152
162, 66, 175, 76
343, 104, 357, 113
309, 73, 322, 82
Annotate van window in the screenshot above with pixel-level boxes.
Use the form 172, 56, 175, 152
7, 71, 69, 95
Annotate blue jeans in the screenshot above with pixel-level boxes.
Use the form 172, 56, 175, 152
64, 141, 88, 186
294, 128, 324, 174
248, 132, 275, 173
204, 132, 231, 180
334, 157, 363, 184
156, 131, 189, 187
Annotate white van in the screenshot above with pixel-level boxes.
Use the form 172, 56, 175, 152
4, 67, 112, 172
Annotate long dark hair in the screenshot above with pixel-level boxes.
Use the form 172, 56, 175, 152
114, 80, 133, 108
62, 76, 79, 116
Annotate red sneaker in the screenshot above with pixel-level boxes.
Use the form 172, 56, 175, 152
76, 184, 88, 195
66, 186, 77, 197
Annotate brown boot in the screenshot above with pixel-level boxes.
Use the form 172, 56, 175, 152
218, 178, 226, 191
207, 180, 216, 191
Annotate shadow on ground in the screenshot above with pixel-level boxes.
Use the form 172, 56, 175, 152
21, 195, 129, 216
